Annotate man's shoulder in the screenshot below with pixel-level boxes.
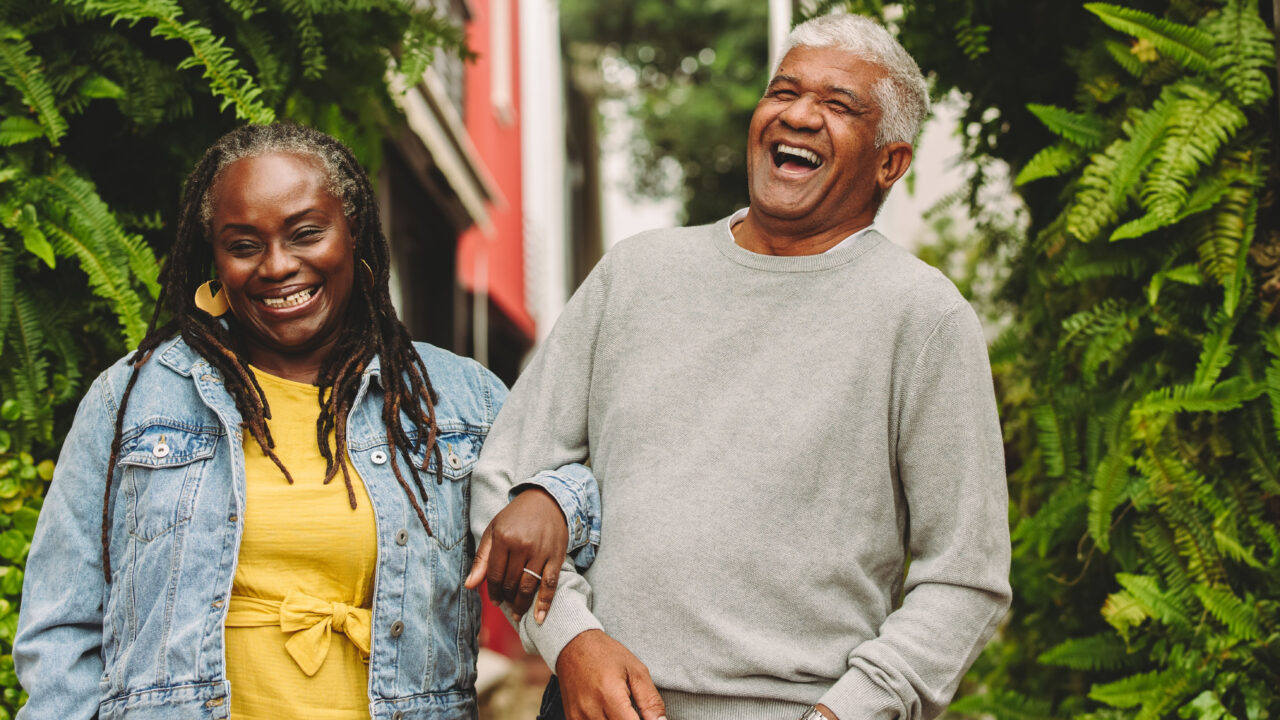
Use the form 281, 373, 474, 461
862, 231, 967, 308
606, 222, 720, 267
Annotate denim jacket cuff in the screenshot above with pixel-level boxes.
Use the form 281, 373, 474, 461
512, 468, 599, 568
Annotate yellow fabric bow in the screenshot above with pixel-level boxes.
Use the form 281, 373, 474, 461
226, 592, 372, 677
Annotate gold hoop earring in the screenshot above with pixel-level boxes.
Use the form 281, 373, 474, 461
194, 280, 230, 317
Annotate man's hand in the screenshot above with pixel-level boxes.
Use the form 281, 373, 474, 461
557, 629, 667, 720
465, 488, 568, 623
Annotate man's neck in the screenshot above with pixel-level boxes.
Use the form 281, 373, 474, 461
730, 210, 874, 257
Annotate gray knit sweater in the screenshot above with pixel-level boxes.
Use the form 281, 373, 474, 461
470, 217, 1012, 720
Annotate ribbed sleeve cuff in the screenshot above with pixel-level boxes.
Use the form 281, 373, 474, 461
518, 591, 603, 672
817, 668, 904, 720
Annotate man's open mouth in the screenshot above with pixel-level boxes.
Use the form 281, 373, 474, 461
773, 143, 823, 171
261, 287, 317, 309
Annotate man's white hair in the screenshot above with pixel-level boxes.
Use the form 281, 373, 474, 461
777, 13, 930, 147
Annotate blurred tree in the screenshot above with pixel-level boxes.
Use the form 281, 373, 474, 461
561, 0, 768, 225
0, 1, 460, 714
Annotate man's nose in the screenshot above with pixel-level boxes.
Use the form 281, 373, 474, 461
779, 94, 823, 131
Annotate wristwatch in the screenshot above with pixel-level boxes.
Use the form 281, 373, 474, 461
799, 707, 827, 720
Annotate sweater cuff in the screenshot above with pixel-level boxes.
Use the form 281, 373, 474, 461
817, 667, 904, 720
518, 588, 603, 672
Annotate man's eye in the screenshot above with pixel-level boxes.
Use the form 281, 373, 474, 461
826, 101, 851, 113
771, 89, 797, 99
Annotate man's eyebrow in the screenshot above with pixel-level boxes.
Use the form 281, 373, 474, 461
828, 85, 872, 108
766, 74, 799, 89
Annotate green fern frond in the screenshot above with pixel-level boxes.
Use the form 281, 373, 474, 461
5, 287, 51, 421
0, 21, 68, 145
1105, 39, 1148, 77
0, 117, 45, 146
2, 202, 55, 268
948, 689, 1053, 720
1016, 143, 1085, 186
1265, 329, 1280, 446
1067, 88, 1177, 242
1213, 526, 1264, 570
0, 248, 13, 351
1089, 669, 1160, 709
1137, 515, 1192, 598
41, 164, 160, 300
1088, 447, 1134, 552
42, 218, 148, 344
1038, 631, 1135, 671
73, 0, 275, 124
1221, 185, 1257, 318
1116, 572, 1191, 628
1027, 104, 1108, 149
1146, 263, 1203, 307
1084, 3, 1213, 74
1102, 589, 1149, 638
1193, 584, 1262, 640
1032, 402, 1067, 478
1202, 0, 1275, 108
1134, 376, 1264, 416
1192, 316, 1237, 388
1012, 480, 1088, 558
1126, 82, 1248, 241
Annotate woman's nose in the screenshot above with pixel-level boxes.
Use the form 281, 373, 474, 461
260, 242, 300, 279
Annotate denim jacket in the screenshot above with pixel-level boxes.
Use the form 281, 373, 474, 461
15, 336, 599, 720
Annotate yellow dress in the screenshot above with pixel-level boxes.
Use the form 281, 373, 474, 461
224, 368, 377, 719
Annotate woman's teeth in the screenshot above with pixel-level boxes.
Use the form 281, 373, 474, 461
262, 288, 315, 308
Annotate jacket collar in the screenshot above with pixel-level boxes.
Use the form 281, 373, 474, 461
156, 334, 384, 380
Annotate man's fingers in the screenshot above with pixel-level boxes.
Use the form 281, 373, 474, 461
601, 682, 642, 720
628, 668, 666, 720
464, 529, 492, 590
534, 559, 561, 623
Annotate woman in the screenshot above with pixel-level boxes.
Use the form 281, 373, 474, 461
14, 124, 597, 720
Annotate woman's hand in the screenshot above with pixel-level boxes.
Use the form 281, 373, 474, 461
465, 488, 568, 623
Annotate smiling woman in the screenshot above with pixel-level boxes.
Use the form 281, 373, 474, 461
12, 124, 601, 720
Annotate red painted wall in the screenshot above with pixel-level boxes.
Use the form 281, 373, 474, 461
458, 0, 535, 340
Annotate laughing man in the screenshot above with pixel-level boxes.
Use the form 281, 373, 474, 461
472, 13, 1011, 720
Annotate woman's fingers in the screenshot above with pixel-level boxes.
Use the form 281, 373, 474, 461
511, 565, 542, 619
464, 528, 492, 590
534, 558, 561, 623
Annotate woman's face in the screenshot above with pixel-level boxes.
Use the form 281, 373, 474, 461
208, 151, 357, 382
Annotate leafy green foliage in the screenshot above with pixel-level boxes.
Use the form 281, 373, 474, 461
0, 0, 464, 714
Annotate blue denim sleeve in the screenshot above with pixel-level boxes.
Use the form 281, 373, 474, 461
15, 373, 115, 720
512, 464, 600, 572
477, 364, 599, 571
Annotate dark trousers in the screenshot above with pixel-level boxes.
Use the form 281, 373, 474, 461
536, 676, 567, 720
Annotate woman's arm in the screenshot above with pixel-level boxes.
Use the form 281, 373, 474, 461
15, 374, 116, 720
465, 366, 602, 623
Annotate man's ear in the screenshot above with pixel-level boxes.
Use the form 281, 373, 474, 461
877, 142, 914, 193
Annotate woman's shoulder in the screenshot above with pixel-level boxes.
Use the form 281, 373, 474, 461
407, 342, 506, 430
88, 336, 210, 419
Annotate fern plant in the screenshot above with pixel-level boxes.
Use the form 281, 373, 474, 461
0, 1, 464, 715
948, 1, 1280, 717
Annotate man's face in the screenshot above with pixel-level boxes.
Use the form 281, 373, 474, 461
746, 45, 908, 238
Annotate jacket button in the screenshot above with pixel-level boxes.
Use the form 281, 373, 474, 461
371, 450, 388, 465
391, 711, 404, 720
390, 620, 404, 637
395, 529, 409, 546
447, 451, 462, 469
153, 442, 170, 458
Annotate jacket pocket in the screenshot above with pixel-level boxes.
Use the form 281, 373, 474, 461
117, 422, 220, 541
416, 431, 480, 551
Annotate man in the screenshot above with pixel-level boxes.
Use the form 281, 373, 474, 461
471, 13, 1011, 720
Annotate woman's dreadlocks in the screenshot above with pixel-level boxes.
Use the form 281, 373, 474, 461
101, 124, 446, 581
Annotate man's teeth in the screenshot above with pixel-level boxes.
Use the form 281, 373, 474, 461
777, 143, 822, 167
262, 288, 314, 308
